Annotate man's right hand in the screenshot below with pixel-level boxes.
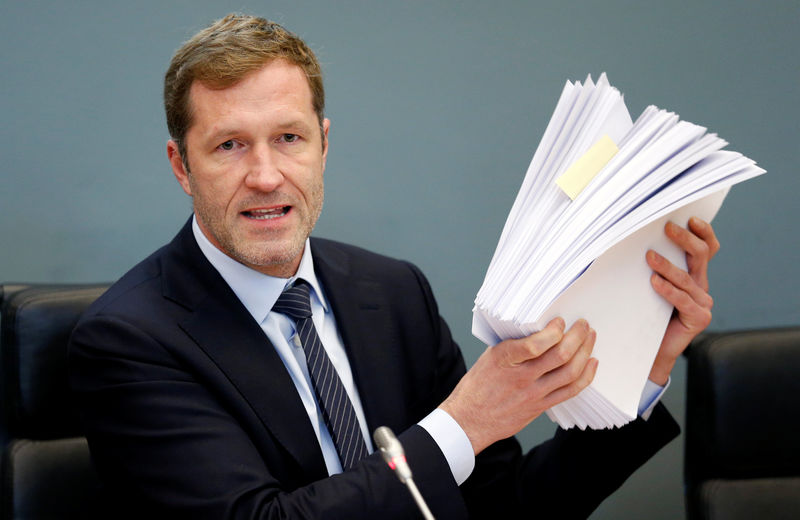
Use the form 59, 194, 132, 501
439, 318, 598, 455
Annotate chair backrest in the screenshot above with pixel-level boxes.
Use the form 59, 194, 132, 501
685, 327, 800, 520
0, 283, 108, 520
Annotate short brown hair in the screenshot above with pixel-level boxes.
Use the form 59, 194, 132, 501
164, 14, 325, 160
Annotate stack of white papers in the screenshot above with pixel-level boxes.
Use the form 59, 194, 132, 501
472, 74, 765, 430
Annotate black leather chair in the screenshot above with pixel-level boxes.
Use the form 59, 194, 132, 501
685, 327, 800, 520
0, 283, 108, 520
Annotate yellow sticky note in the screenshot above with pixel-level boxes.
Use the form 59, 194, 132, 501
556, 134, 619, 200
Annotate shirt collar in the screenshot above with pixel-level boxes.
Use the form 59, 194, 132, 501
191, 215, 328, 324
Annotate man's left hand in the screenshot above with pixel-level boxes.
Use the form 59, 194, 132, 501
646, 217, 720, 385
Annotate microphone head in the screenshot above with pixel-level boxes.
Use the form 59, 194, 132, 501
373, 426, 412, 481
373, 426, 403, 460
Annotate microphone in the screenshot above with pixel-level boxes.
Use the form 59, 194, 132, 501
373, 426, 435, 520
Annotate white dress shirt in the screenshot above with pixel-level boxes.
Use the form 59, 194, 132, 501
191, 216, 664, 484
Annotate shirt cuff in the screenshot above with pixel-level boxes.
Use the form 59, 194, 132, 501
418, 408, 475, 485
638, 377, 670, 420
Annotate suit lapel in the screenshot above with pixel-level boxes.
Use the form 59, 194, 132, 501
312, 239, 413, 435
161, 221, 328, 480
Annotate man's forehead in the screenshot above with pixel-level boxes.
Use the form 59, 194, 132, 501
185, 61, 316, 133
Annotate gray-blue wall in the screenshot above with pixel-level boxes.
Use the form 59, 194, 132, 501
2, 1, 797, 518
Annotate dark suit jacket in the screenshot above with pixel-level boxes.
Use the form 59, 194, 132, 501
69, 220, 680, 519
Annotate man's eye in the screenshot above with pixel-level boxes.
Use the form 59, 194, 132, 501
282, 134, 299, 143
218, 140, 235, 151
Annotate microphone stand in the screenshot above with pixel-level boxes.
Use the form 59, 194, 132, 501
373, 426, 435, 520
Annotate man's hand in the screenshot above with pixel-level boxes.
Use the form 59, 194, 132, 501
440, 318, 598, 455
647, 217, 720, 385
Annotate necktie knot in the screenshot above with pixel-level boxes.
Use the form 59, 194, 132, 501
273, 281, 312, 320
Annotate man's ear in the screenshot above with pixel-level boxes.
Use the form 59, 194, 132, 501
167, 139, 192, 196
321, 118, 331, 170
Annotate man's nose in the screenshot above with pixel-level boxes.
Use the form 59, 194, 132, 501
244, 144, 284, 192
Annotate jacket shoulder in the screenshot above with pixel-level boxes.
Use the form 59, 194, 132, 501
310, 236, 423, 280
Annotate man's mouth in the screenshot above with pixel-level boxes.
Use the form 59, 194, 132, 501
243, 207, 290, 220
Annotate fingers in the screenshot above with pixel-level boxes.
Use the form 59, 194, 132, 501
501, 317, 565, 366
688, 217, 720, 258
509, 319, 597, 407
648, 247, 713, 332
535, 323, 597, 395
648, 218, 716, 326
663, 217, 719, 291
646, 250, 713, 309
650, 271, 712, 331
540, 357, 599, 411
533, 319, 594, 378
663, 221, 711, 290
493, 318, 597, 396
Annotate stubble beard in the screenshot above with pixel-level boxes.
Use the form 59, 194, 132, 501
192, 179, 324, 277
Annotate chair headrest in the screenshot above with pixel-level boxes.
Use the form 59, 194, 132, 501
686, 327, 800, 482
1, 284, 108, 443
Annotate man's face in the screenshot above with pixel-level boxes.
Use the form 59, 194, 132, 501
168, 60, 329, 278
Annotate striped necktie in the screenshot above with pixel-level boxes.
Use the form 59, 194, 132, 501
272, 280, 369, 470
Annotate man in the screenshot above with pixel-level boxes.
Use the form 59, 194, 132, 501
69, 14, 718, 519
